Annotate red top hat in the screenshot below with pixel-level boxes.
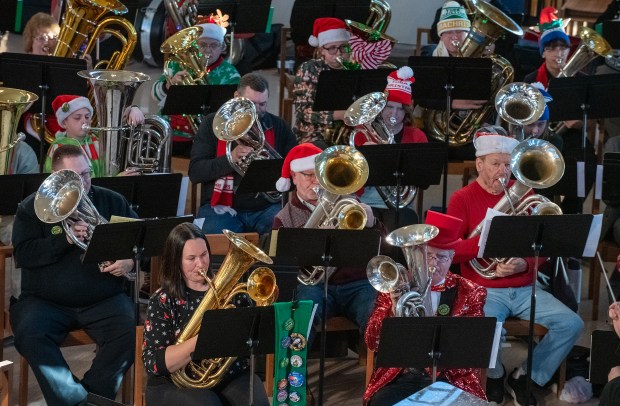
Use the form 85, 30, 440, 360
425, 210, 463, 249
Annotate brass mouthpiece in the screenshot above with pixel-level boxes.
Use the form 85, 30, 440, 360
388, 116, 397, 125
451, 40, 461, 48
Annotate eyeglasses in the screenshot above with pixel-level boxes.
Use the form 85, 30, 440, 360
427, 254, 451, 264
197, 42, 222, 51
34, 34, 58, 43
322, 44, 349, 55
298, 171, 316, 180
78, 169, 93, 180
544, 45, 569, 52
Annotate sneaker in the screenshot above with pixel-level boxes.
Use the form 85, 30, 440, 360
486, 374, 505, 405
505, 369, 538, 406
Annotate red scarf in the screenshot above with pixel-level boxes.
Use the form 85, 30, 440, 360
535, 63, 550, 89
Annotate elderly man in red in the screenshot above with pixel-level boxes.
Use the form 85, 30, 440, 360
364, 211, 487, 405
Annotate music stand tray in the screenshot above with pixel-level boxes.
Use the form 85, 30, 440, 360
313, 69, 393, 111
161, 85, 237, 116
0, 174, 47, 215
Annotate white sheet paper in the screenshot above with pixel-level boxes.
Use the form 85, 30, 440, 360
488, 321, 503, 368
577, 161, 586, 198
595, 165, 603, 201
477, 208, 508, 258
177, 176, 189, 216
583, 214, 603, 257
193, 218, 205, 229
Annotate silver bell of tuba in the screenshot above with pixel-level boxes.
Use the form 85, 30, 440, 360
78, 70, 172, 175
495, 82, 546, 141
366, 224, 438, 317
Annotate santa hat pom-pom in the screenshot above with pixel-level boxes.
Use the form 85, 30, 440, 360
308, 35, 319, 47
276, 177, 291, 192
397, 66, 413, 80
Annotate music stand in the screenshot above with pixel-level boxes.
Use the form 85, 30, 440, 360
377, 317, 497, 378
236, 159, 284, 203
408, 56, 493, 212
161, 85, 237, 117
0, 173, 47, 215
275, 227, 381, 405
482, 214, 596, 400
0, 53, 88, 169
91, 173, 183, 218
548, 74, 620, 211
602, 21, 620, 49
194, 306, 275, 406
313, 69, 393, 111
590, 330, 620, 385
602, 152, 620, 204
358, 143, 447, 225
82, 215, 193, 323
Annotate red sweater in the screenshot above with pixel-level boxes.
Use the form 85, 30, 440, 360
447, 180, 541, 288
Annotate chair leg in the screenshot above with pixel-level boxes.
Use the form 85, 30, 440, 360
264, 354, 274, 397
19, 356, 29, 406
0, 361, 13, 406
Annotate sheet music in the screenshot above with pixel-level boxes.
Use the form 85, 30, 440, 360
177, 176, 189, 216
193, 218, 205, 229
577, 161, 585, 198
489, 321, 503, 368
306, 304, 318, 339
595, 164, 603, 201
477, 208, 507, 258
583, 214, 603, 257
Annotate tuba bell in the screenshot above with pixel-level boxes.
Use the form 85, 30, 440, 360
558, 27, 613, 78
171, 230, 276, 388
0, 87, 38, 175
367, 224, 439, 317
495, 82, 546, 140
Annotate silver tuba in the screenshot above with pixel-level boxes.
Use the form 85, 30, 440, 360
213, 97, 283, 203
367, 224, 438, 317
347, 92, 418, 209
469, 138, 565, 278
495, 82, 546, 141
0, 87, 38, 175
297, 145, 370, 285
78, 69, 172, 175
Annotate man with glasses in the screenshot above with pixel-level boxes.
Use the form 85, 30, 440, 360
190, 73, 296, 235
10, 144, 137, 405
152, 15, 241, 157
365, 211, 487, 405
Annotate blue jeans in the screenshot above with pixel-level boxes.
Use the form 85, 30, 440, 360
297, 279, 377, 346
484, 286, 584, 385
197, 203, 281, 235
11, 293, 135, 405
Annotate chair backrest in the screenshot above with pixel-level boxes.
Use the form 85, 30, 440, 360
415, 28, 432, 56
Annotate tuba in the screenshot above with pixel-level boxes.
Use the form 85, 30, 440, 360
79, 70, 172, 175
213, 97, 283, 203
495, 82, 546, 140
367, 224, 438, 317
366, 0, 391, 33
558, 27, 613, 78
423, 0, 523, 146
164, 0, 198, 32
468, 138, 565, 278
346, 92, 418, 209
171, 230, 276, 388
0, 88, 38, 175
297, 145, 370, 285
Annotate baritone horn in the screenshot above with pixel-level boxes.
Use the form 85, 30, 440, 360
0, 87, 38, 175
171, 230, 276, 388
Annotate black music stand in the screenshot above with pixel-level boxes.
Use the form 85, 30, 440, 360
590, 330, 620, 385
236, 159, 285, 203
548, 74, 620, 212
313, 69, 393, 111
482, 214, 596, 400
602, 153, 620, 204
408, 56, 493, 212
0, 173, 47, 215
194, 306, 275, 406
377, 317, 497, 378
82, 215, 193, 323
275, 228, 381, 406
358, 143, 447, 225
91, 173, 184, 218
0, 53, 88, 168
161, 85, 237, 118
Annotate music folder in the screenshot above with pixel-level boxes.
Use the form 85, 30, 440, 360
161, 84, 237, 116
235, 159, 284, 194
313, 69, 393, 111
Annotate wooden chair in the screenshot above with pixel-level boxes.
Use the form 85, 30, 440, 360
278, 27, 295, 127
264, 316, 367, 396
588, 240, 620, 321
415, 28, 432, 57
0, 361, 12, 406
134, 326, 145, 406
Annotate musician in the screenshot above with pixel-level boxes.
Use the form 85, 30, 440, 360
10, 144, 136, 405
152, 14, 241, 157
189, 73, 296, 235
43, 94, 144, 177
354, 66, 427, 231
364, 211, 487, 405
292, 17, 351, 143
447, 127, 584, 406
142, 222, 269, 406
272, 143, 381, 345
600, 301, 620, 405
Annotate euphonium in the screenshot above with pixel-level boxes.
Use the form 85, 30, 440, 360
213, 97, 283, 203
423, 0, 523, 146
125, 114, 173, 173
297, 145, 370, 285
0, 87, 38, 175
495, 82, 546, 140
469, 138, 565, 278
346, 92, 418, 209
366, 224, 439, 317
171, 230, 276, 388
558, 27, 613, 78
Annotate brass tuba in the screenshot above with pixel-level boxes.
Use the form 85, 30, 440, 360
0, 88, 38, 175
213, 97, 283, 203
558, 27, 613, 78
164, 0, 198, 32
366, 0, 391, 33
79, 69, 172, 175
171, 230, 276, 388
468, 138, 565, 278
367, 224, 439, 317
297, 145, 370, 285
423, 0, 523, 146
346, 92, 418, 209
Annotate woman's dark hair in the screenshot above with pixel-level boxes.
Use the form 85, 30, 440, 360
159, 223, 211, 298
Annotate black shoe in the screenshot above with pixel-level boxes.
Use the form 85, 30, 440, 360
505, 369, 538, 406
486, 374, 505, 405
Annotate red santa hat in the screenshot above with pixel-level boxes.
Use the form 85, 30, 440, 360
473, 126, 519, 157
308, 17, 350, 48
425, 210, 463, 249
52, 95, 93, 128
385, 66, 415, 105
275, 143, 323, 192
